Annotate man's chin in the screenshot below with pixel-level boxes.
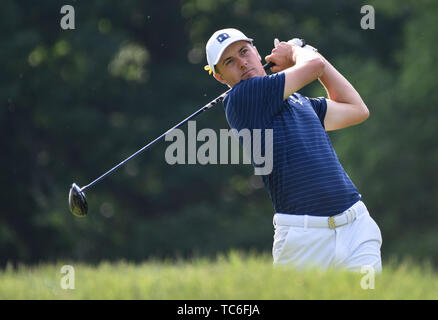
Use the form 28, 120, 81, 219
242, 75, 256, 81
241, 70, 254, 80
242, 69, 265, 81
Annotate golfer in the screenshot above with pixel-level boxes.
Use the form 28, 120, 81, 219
204, 28, 382, 272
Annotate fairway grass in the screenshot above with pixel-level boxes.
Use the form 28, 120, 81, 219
0, 251, 437, 299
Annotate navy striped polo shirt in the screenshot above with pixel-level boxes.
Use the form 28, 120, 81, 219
223, 72, 361, 216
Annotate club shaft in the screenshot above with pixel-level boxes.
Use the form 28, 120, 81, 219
80, 90, 230, 192
80, 61, 274, 192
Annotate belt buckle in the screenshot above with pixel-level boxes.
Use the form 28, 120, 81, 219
328, 216, 336, 229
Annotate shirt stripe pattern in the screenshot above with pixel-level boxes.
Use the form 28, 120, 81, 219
223, 73, 360, 216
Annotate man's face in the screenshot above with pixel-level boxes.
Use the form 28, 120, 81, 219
214, 40, 266, 87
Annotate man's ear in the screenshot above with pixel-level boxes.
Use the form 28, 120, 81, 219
214, 72, 228, 85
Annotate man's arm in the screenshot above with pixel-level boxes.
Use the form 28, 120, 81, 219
318, 56, 369, 131
265, 40, 369, 131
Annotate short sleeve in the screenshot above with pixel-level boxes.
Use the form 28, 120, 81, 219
224, 73, 286, 131
308, 97, 327, 127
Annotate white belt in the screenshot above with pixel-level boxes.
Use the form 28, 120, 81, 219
273, 201, 367, 229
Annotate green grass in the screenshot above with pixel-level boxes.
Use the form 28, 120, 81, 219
1, 251, 437, 299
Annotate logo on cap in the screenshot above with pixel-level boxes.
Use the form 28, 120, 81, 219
216, 33, 230, 43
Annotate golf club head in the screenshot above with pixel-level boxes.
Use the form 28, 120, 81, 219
69, 183, 88, 217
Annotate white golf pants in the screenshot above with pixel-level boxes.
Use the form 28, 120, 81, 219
272, 201, 382, 272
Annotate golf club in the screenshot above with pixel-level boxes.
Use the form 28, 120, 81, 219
68, 60, 276, 217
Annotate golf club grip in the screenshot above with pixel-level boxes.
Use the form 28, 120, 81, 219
263, 61, 275, 71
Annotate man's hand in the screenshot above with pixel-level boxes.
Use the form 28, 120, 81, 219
265, 40, 298, 73
265, 38, 324, 100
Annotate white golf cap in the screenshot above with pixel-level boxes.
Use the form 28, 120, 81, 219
205, 28, 253, 74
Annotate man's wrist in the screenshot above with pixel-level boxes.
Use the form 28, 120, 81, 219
287, 38, 318, 64
287, 38, 306, 47
288, 38, 318, 52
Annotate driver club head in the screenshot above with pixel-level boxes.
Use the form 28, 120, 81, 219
69, 183, 88, 217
